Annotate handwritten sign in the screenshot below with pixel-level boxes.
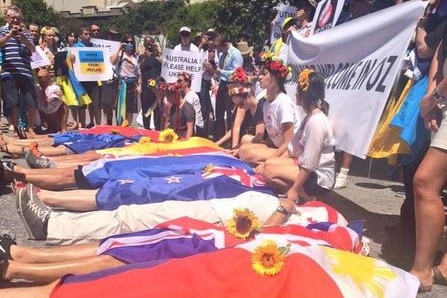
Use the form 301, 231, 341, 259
30, 46, 51, 69
270, 3, 296, 44
161, 48, 204, 92
71, 48, 113, 81
91, 37, 121, 55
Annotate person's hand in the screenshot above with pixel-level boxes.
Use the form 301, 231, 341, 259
423, 108, 440, 132
278, 198, 299, 215
229, 148, 239, 157
136, 84, 142, 94
255, 162, 264, 174
420, 93, 437, 118
286, 187, 299, 203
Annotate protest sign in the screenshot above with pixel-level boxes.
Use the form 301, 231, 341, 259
270, 2, 297, 44
71, 48, 114, 81
30, 46, 51, 69
310, 0, 345, 35
161, 48, 204, 92
286, 0, 427, 158
91, 37, 121, 54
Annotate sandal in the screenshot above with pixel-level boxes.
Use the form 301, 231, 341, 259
433, 266, 447, 285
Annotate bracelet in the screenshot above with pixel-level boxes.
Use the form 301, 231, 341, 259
432, 87, 447, 109
276, 205, 289, 216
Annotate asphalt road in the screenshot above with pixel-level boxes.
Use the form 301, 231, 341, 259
0, 143, 446, 297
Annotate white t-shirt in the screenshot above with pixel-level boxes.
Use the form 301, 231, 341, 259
262, 92, 301, 147
288, 111, 336, 189
173, 43, 199, 52
184, 89, 204, 129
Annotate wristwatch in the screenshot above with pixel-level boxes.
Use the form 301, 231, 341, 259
276, 205, 289, 216
432, 87, 447, 109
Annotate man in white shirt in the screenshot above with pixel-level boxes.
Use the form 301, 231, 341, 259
173, 26, 199, 52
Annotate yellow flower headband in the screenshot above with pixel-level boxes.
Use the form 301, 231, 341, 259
298, 68, 314, 92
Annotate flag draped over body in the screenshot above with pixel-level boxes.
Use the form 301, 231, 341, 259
51, 216, 419, 298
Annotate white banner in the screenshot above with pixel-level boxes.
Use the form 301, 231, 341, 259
161, 48, 204, 92
270, 2, 297, 44
286, 0, 427, 158
71, 48, 114, 82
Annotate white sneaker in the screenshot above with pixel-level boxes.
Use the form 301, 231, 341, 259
333, 174, 348, 189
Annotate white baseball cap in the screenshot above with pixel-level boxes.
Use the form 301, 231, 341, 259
179, 26, 191, 33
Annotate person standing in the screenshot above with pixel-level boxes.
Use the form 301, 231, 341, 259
138, 36, 161, 129
173, 26, 199, 52
74, 27, 102, 128
0, 6, 37, 139
110, 34, 141, 125
213, 33, 243, 141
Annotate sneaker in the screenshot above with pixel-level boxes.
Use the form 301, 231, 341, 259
25, 143, 50, 169
333, 174, 348, 189
16, 188, 50, 240
0, 234, 16, 261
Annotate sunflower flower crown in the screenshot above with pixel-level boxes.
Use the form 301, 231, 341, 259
158, 128, 179, 142
258, 51, 291, 79
298, 68, 315, 92
252, 240, 291, 277
226, 208, 261, 240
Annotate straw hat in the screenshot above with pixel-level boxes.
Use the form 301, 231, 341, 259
237, 41, 253, 56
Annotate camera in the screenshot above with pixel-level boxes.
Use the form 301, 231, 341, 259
145, 43, 155, 53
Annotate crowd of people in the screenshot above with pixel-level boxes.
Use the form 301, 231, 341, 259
0, 0, 446, 296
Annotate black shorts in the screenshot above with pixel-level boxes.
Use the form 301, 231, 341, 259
73, 165, 96, 189
1, 77, 37, 108
302, 172, 331, 197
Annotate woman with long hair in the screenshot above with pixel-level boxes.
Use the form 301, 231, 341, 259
215, 66, 265, 156
238, 52, 301, 172
263, 68, 335, 204
110, 34, 141, 125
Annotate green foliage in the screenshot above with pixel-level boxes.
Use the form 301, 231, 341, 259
214, 0, 280, 51
12, 0, 61, 28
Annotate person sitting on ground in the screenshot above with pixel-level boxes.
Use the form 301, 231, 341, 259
238, 52, 301, 171
163, 81, 195, 139
263, 68, 335, 204
215, 66, 265, 156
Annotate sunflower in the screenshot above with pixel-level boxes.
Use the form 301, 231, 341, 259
251, 240, 286, 276
158, 128, 179, 142
298, 68, 314, 92
226, 208, 260, 240
138, 136, 151, 145
147, 79, 157, 88
121, 119, 129, 127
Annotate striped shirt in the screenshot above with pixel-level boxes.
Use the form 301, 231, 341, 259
0, 25, 34, 79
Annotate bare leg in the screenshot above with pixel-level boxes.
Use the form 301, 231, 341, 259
4, 246, 125, 282
238, 143, 277, 166
78, 106, 86, 128
38, 189, 99, 211
263, 157, 297, 193
3, 133, 52, 145
48, 151, 101, 164
0, 281, 57, 298
410, 147, 447, 287
10, 166, 77, 190
10, 242, 99, 263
